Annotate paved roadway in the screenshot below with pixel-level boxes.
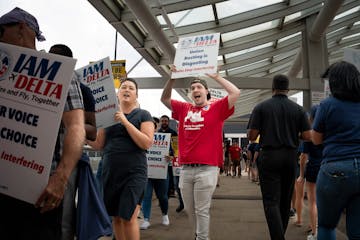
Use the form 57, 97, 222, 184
101, 171, 347, 240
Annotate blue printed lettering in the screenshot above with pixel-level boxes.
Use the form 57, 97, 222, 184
13, 54, 61, 81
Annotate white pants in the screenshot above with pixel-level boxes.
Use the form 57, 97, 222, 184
179, 165, 218, 240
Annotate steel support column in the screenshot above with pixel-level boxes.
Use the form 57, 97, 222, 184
124, 0, 176, 61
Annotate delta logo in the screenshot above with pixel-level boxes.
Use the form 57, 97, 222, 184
0, 50, 10, 81
11, 53, 64, 99
179, 34, 218, 49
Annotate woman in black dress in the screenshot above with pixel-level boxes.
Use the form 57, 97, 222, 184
88, 78, 154, 240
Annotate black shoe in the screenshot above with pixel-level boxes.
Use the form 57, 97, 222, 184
176, 205, 184, 212
289, 208, 296, 217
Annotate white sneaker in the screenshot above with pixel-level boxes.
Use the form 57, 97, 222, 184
307, 234, 317, 240
140, 220, 150, 230
162, 214, 170, 226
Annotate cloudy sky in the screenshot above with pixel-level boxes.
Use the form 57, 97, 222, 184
0, 0, 182, 117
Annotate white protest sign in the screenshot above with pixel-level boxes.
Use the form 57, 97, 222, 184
172, 33, 220, 78
0, 42, 76, 204
209, 88, 227, 103
344, 48, 360, 71
76, 57, 119, 128
324, 79, 330, 98
146, 133, 171, 179
311, 91, 325, 106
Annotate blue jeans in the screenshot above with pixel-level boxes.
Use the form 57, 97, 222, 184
317, 158, 360, 240
174, 176, 184, 207
142, 177, 169, 220
95, 159, 103, 197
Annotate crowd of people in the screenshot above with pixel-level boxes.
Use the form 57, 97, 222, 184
1, 6, 359, 240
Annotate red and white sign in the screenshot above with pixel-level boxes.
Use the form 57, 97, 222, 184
172, 33, 220, 78
146, 133, 171, 179
0, 42, 76, 204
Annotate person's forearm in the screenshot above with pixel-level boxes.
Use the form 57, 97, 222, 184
85, 123, 97, 141
161, 78, 175, 109
55, 123, 85, 183
209, 74, 240, 107
212, 74, 239, 95
86, 129, 105, 150
122, 120, 154, 150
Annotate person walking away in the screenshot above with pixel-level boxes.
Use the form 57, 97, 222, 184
312, 61, 360, 240
247, 141, 260, 183
247, 74, 311, 240
224, 140, 231, 176
297, 105, 322, 240
161, 72, 240, 240
229, 141, 242, 177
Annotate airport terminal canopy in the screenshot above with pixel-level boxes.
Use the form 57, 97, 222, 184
88, 0, 360, 118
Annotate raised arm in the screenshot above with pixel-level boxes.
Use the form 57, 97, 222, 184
161, 78, 176, 110
206, 73, 240, 109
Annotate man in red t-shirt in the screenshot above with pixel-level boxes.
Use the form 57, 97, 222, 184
228, 141, 242, 177
161, 72, 240, 240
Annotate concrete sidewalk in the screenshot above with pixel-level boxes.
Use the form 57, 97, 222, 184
138, 172, 348, 240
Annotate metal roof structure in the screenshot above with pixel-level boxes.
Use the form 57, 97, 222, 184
88, 0, 360, 119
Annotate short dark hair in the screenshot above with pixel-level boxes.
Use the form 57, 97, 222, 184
191, 78, 211, 100
49, 44, 73, 57
120, 78, 138, 95
160, 115, 170, 120
322, 61, 360, 102
153, 116, 159, 129
272, 74, 289, 90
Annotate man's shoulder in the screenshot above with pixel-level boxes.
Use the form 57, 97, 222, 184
253, 98, 274, 110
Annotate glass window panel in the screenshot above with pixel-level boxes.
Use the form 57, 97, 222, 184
284, 12, 301, 23
216, 0, 283, 19
273, 49, 298, 61
284, 4, 322, 24
342, 33, 360, 40
164, 5, 214, 28
334, 6, 360, 20
157, 15, 166, 26
225, 42, 273, 59
222, 20, 280, 41
278, 32, 301, 43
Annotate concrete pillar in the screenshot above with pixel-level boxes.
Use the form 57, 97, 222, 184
301, 14, 329, 111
